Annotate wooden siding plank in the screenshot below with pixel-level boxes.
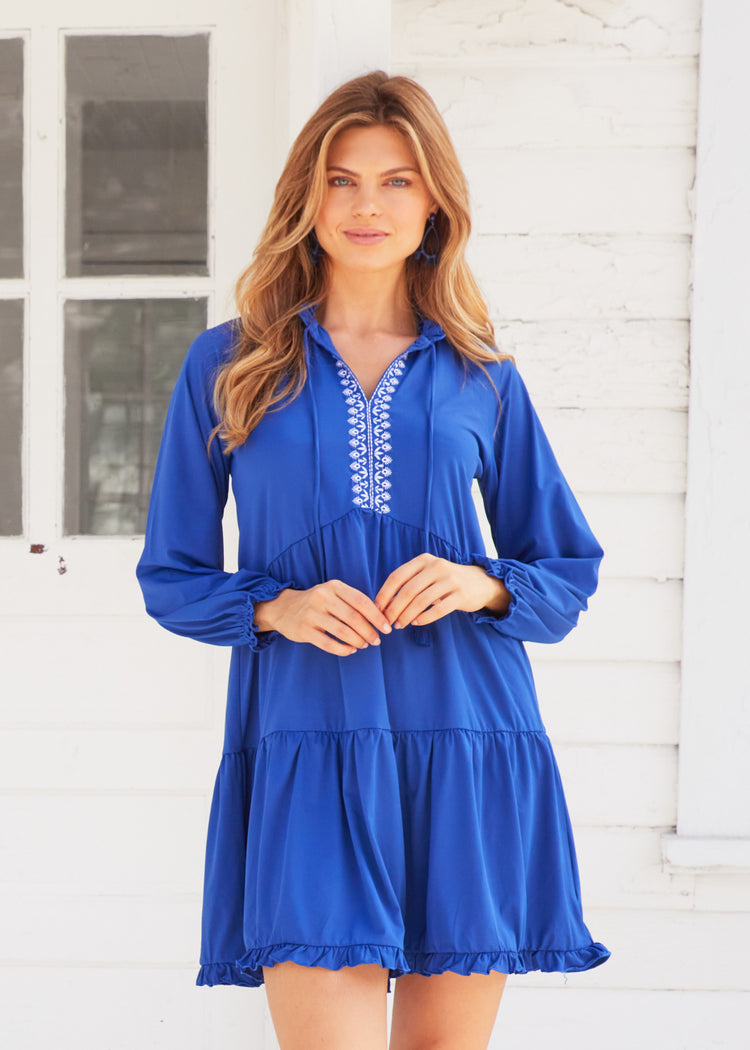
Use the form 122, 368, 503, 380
513, 909, 750, 991
393, 0, 701, 60
2, 967, 246, 1050
535, 661, 680, 745
477, 490, 685, 580
391, 61, 699, 149
492, 988, 750, 1050
469, 234, 691, 320
532, 578, 682, 663
464, 148, 694, 235
575, 494, 684, 580
0, 616, 220, 728
472, 406, 685, 496
556, 743, 677, 828
501, 320, 689, 410
0, 890, 201, 963
0, 795, 207, 894
0, 728, 219, 792
573, 826, 695, 911
539, 407, 686, 494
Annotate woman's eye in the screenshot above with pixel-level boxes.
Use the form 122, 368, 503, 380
388, 178, 409, 187
330, 176, 352, 187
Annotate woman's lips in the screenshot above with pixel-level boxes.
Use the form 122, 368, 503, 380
344, 229, 388, 246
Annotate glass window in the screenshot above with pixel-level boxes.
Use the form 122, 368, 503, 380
64, 298, 207, 535
65, 35, 209, 277
0, 300, 24, 535
0, 38, 24, 279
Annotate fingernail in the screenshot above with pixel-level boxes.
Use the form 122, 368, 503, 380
372, 637, 381, 646
381, 623, 392, 633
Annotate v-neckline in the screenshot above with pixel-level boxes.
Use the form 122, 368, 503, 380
338, 351, 411, 405
323, 329, 420, 403
313, 321, 421, 403
300, 306, 445, 404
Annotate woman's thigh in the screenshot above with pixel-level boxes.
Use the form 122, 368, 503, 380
262, 961, 390, 1050
388, 970, 507, 1050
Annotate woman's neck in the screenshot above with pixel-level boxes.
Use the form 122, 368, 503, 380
318, 265, 416, 338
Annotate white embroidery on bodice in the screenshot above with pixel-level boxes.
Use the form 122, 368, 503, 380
336, 354, 408, 514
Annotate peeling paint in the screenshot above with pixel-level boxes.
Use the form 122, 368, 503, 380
29, 543, 46, 554
57, 556, 68, 576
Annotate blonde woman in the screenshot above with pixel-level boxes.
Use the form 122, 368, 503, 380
137, 71, 609, 1050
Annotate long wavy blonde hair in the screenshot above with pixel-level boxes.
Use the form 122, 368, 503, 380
214, 70, 508, 452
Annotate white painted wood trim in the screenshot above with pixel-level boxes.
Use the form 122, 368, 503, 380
671, 0, 750, 860
286, 0, 391, 144
662, 834, 750, 874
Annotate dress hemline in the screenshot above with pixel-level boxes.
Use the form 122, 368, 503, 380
196, 940, 611, 990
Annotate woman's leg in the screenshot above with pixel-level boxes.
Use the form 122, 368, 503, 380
388, 970, 507, 1050
262, 961, 390, 1050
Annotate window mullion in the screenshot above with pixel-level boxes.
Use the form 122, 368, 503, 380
61, 277, 213, 300
26, 25, 64, 540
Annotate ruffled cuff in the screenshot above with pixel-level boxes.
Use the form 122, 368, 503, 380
466, 553, 520, 627
244, 578, 296, 651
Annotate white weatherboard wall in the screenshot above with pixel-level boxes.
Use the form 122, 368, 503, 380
3, 2, 749, 1050
393, 0, 749, 1047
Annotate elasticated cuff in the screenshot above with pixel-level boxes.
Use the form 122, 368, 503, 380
244, 579, 296, 651
466, 553, 520, 627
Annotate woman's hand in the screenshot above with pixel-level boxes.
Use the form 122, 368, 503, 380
374, 553, 511, 629
253, 580, 393, 656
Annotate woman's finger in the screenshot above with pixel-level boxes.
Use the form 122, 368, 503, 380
374, 554, 435, 615
377, 557, 448, 624
331, 585, 392, 638
312, 587, 388, 645
320, 611, 379, 649
308, 629, 359, 657
393, 582, 457, 628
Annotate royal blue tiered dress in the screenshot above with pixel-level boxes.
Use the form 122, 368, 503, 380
136, 305, 610, 989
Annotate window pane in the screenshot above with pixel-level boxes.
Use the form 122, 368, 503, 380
64, 298, 207, 535
0, 38, 24, 279
65, 36, 209, 277
0, 300, 24, 535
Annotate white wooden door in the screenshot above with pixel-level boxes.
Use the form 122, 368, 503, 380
0, 3, 281, 1047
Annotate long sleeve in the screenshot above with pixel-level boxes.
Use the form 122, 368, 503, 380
468, 361, 603, 644
136, 325, 295, 649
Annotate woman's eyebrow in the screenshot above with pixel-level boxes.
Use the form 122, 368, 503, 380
326, 165, 420, 176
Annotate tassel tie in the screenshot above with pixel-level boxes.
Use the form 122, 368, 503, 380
407, 341, 436, 648
304, 325, 329, 583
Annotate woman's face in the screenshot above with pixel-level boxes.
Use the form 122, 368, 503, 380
314, 124, 439, 275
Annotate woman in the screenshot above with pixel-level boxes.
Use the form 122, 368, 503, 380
137, 71, 609, 1050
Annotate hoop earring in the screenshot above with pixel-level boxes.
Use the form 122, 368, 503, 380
308, 229, 324, 264
413, 212, 440, 265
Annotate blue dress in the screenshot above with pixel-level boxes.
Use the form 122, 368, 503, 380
136, 305, 610, 989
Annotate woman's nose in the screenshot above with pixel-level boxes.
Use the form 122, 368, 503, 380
352, 184, 381, 216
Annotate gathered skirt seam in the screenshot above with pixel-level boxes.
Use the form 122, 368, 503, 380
265, 505, 465, 574
220, 725, 547, 757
